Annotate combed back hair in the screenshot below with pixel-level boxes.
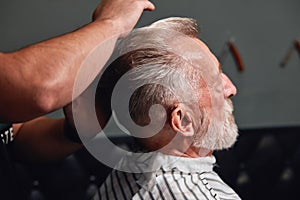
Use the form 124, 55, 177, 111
95, 17, 203, 128
118, 17, 199, 56
149, 17, 199, 38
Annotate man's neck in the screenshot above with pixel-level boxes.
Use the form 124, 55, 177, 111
160, 146, 213, 158
140, 131, 213, 158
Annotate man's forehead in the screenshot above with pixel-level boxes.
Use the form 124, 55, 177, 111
191, 38, 219, 68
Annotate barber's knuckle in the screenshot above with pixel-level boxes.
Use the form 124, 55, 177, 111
132, 1, 140, 6
133, 0, 146, 6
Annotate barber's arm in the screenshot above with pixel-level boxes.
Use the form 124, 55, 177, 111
0, 0, 154, 123
11, 117, 82, 163
10, 85, 105, 163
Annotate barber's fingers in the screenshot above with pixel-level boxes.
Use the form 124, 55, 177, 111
92, 0, 155, 38
93, 0, 155, 21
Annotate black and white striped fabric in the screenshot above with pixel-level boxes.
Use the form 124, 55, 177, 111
93, 152, 241, 200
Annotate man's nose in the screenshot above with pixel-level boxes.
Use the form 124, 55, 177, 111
222, 73, 237, 98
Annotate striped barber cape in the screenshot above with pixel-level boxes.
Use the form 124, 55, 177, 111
93, 152, 241, 200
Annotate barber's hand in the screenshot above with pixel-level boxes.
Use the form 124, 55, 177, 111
63, 102, 76, 131
63, 87, 101, 141
92, 0, 155, 38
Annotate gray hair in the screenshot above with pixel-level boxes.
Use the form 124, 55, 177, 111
96, 17, 204, 130
149, 17, 199, 38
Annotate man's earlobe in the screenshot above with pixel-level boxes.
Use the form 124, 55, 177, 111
170, 105, 195, 137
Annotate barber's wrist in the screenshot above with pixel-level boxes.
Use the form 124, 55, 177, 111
90, 19, 123, 39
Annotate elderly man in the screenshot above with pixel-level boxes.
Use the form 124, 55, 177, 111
93, 17, 241, 200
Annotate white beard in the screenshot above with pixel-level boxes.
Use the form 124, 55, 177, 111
193, 99, 238, 150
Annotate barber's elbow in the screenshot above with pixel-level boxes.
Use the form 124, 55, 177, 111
34, 89, 59, 114
32, 81, 67, 114
30, 73, 72, 116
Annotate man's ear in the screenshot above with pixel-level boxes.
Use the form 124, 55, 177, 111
170, 104, 195, 137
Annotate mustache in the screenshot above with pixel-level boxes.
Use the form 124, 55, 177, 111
224, 99, 234, 112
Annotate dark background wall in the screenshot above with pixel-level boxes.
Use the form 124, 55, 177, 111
1, 0, 300, 129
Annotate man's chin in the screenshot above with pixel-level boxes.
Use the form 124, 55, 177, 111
215, 123, 238, 150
